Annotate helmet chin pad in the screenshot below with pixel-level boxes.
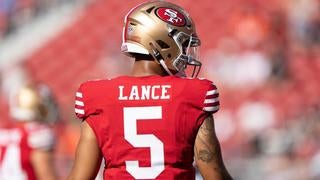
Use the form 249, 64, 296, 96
121, 42, 149, 56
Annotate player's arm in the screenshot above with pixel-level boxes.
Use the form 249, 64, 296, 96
31, 149, 57, 180
28, 126, 57, 180
194, 114, 233, 180
68, 120, 102, 180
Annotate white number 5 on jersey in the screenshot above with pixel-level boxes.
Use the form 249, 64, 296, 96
123, 106, 165, 179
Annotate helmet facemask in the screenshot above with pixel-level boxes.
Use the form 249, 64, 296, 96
147, 30, 202, 78
169, 31, 202, 77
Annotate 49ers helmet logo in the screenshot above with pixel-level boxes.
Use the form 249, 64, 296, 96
156, 7, 186, 27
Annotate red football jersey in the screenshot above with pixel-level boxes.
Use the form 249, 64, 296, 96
75, 75, 219, 180
0, 122, 56, 180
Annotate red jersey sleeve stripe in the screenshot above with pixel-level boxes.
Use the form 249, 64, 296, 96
204, 101, 220, 107
206, 93, 219, 99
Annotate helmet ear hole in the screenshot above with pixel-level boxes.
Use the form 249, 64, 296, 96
130, 22, 137, 26
131, 53, 154, 60
156, 40, 170, 49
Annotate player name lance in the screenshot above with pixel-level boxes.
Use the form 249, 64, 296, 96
118, 85, 171, 100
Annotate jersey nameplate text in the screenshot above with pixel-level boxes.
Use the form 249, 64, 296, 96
118, 85, 171, 100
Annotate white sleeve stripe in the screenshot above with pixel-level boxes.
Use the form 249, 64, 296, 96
206, 89, 218, 96
75, 108, 85, 115
204, 98, 219, 104
203, 106, 219, 112
75, 100, 84, 106
28, 130, 55, 149
76, 92, 83, 98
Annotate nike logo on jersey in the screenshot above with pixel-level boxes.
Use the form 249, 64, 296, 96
118, 85, 171, 100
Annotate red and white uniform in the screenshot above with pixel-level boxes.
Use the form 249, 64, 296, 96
75, 75, 219, 180
0, 122, 55, 180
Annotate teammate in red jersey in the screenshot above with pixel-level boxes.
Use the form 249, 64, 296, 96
0, 83, 59, 180
68, 1, 232, 179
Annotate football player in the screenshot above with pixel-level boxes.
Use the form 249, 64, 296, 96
0, 83, 58, 180
68, 1, 232, 179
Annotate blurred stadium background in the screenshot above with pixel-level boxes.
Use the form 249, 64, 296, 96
0, 0, 319, 179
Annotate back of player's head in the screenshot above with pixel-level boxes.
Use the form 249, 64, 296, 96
121, 0, 202, 77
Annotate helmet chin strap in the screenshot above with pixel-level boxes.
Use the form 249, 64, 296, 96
150, 45, 174, 76
159, 59, 173, 76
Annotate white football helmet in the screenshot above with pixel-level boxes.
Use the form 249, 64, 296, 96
121, 1, 202, 77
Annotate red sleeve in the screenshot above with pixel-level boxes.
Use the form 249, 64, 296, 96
74, 82, 101, 120
75, 82, 104, 147
192, 78, 220, 131
202, 81, 220, 114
